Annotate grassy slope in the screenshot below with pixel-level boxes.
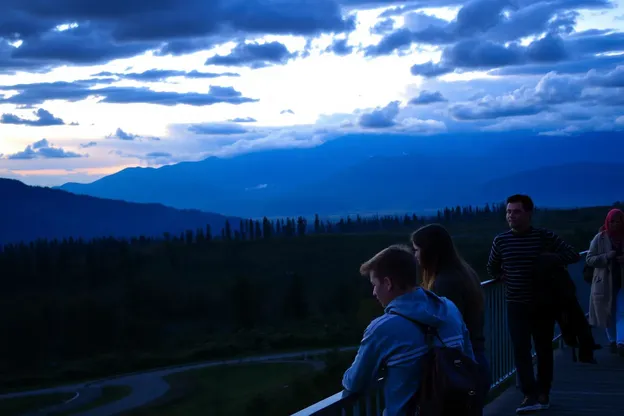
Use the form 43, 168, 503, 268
0, 392, 75, 416
127, 362, 316, 416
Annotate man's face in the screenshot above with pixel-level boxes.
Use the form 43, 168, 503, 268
370, 273, 392, 307
506, 202, 531, 230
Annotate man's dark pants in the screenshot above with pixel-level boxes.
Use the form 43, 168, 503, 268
507, 301, 555, 398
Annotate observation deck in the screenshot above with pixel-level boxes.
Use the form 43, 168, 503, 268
292, 251, 624, 416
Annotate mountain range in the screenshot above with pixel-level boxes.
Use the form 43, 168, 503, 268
56, 131, 624, 217
0, 178, 237, 245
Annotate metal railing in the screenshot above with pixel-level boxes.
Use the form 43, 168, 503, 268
292, 251, 590, 416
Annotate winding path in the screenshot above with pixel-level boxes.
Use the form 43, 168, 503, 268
1, 346, 355, 416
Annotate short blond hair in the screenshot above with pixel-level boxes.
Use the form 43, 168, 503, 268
359, 244, 418, 290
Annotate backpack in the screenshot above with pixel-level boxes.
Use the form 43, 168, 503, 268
389, 311, 482, 416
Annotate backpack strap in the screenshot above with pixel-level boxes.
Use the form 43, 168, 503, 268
388, 311, 446, 347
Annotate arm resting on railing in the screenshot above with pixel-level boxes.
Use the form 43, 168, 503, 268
545, 229, 582, 265
342, 322, 385, 394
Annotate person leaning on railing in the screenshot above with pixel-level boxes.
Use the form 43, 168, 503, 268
341, 245, 474, 416
486, 194, 580, 415
410, 223, 491, 413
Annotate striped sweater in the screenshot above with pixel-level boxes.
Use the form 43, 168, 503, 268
486, 227, 580, 303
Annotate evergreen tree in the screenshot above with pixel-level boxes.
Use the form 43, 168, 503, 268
297, 216, 307, 237
255, 220, 262, 239
224, 220, 232, 240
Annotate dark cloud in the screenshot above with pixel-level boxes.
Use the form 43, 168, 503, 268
0, 40, 51, 74
491, 53, 624, 75
1, 108, 67, 126
0, 82, 258, 107
228, 117, 257, 122
366, 28, 423, 57
586, 65, 624, 88
188, 123, 248, 135
442, 38, 526, 68
409, 90, 448, 105
341, 0, 462, 10
370, 17, 395, 35
450, 99, 547, 120
365, 24, 454, 57
447, 67, 624, 122
106, 128, 160, 142
80, 141, 97, 148
565, 30, 624, 55
0, 0, 356, 72
205, 41, 296, 68
358, 101, 400, 128
10, 22, 157, 65
410, 61, 454, 77
2, 1, 355, 39
412, 28, 624, 77
154, 37, 224, 57
3, 138, 84, 160
525, 33, 568, 62
325, 38, 354, 56
1, 0, 618, 75
453, 0, 509, 37
92, 69, 240, 82
368, 0, 614, 56
108, 128, 140, 141
281, 109, 295, 114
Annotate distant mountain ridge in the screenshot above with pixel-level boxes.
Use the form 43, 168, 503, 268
478, 162, 624, 208
56, 131, 624, 217
0, 178, 239, 245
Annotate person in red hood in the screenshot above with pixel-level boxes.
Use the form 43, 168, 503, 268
587, 208, 624, 356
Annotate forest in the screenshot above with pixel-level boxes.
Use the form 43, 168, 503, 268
0, 201, 618, 391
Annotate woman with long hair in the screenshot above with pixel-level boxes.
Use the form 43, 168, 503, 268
410, 223, 490, 406
587, 208, 624, 356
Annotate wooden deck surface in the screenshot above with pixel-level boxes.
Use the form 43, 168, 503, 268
485, 329, 624, 415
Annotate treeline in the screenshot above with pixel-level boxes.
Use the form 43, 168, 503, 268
0, 202, 509, 254
174, 202, 508, 243
0, 202, 609, 390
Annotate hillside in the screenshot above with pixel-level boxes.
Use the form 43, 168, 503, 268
0, 178, 238, 245
57, 131, 623, 217
477, 162, 624, 207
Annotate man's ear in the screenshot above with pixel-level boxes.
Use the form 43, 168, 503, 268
383, 276, 393, 291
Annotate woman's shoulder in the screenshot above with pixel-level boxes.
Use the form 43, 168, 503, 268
592, 231, 607, 242
588, 231, 609, 252
433, 270, 466, 294
433, 269, 461, 284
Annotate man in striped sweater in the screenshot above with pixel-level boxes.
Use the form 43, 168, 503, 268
487, 194, 580, 414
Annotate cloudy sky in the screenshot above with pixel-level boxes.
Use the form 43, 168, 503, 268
0, 0, 623, 186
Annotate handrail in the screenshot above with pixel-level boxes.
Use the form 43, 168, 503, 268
292, 250, 590, 416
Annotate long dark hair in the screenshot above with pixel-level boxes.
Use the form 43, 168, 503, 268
410, 223, 484, 312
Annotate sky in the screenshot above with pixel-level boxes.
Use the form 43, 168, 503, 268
0, 0, 623, 186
